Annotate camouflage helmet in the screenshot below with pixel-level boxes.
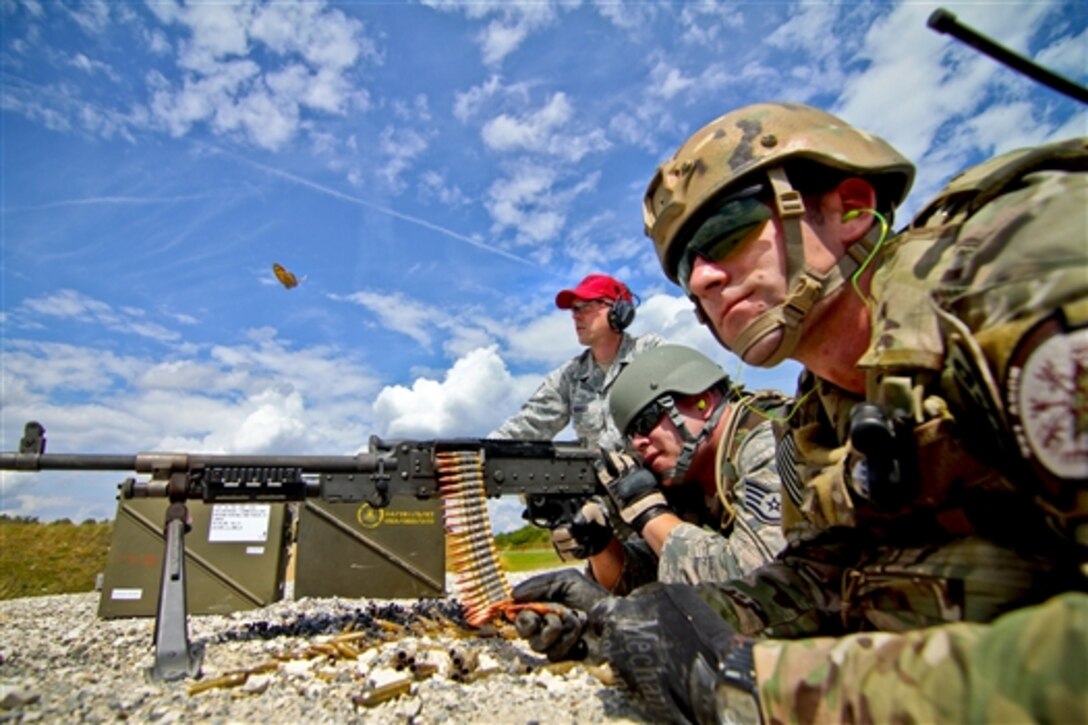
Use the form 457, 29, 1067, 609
643, 102, 915, 282
609, 345, 729, 435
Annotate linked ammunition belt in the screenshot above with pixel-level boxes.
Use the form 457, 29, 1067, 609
436, 450, 512, 626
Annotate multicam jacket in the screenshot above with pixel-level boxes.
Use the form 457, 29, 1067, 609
599, 399, 789, 594
753, 591, 1088, 724
490, 333, 664, 451
696, 138, 1088, 721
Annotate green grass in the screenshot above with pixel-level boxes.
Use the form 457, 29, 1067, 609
499, 547, 564, 572
0, 518, 112, 600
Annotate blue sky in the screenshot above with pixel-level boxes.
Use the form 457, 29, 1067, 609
1, 0, 1085, 531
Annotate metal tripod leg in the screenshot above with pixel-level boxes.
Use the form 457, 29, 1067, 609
147, 502, 204, 681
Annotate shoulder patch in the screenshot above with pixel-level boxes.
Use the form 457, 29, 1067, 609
1006, 310, 1088, 489
776, 432, 805, 508
742, 479, 783, 526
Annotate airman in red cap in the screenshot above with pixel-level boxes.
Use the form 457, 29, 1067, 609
490, 273, 664, 452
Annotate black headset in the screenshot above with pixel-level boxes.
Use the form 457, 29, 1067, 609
607, 283, 638, 332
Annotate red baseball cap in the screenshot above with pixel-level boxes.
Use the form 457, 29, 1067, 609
555, 274, 632, 309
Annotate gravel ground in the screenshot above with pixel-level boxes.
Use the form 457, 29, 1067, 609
0, 575, 649, 724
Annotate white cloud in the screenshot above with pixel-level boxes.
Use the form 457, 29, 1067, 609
423, 0, 564, 67
231, 387, 311, 453
372, 346, 519, 438
144, 0, 374, 150
15, 290, 180, 342
1036, 25, 1087, 81
485, 164, 600, 248
676, 1, 743, 46
593, 0, 659, 32
418, 170, 470, 207
378, 126, 431, 193
646, 60, 695, 101
483, 92, 570, 149
503, 310, 581, 367
69, 52, 116, 79
334, 290, 439, 350
453, 74, 505, 121
65, 0, 110, 33
481, 92, 610, 162
1, 326, 382, 520
3, 340, 145, 396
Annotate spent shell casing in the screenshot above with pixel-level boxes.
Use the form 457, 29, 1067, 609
334, 641, 359, 660
352, 677, 412, 708
410, 661, 438, 680
457, 665, 501, 684
375, 620, 405, 634
448, 645, 479, 672
187, 671, 247, 696
393, 644, 417, 670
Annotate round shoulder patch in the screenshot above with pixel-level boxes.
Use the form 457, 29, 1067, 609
1004, 311, 1088, 497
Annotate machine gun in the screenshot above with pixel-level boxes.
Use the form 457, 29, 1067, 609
2, 421, 599, 681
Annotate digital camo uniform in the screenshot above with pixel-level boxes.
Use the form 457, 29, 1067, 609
490, 332, 664, 451
606, 391, 790, 594
702, 137, 1088, 719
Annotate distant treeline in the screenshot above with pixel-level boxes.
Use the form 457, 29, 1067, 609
0, 514, 110, 525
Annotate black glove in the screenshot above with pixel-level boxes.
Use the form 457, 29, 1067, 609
587, 583, 760, 725
550, 496, 614, 561
596, 450, 671, 532
510, 569, 610, 662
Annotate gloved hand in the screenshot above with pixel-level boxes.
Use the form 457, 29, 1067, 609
588, 583, 760, 725
514, 572, 760, 724
596, 450, 671, 533
550, 496, 614, 561
510, 569, 610, 662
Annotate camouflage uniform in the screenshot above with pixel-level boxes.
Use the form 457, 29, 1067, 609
599, 402, 788, 594
754, 591, 1088, 724
490, 332, 664, 451
692, 138, 1088, 717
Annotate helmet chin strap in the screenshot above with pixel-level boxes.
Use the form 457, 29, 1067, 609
730, 166, 878, 368
656, 393, 729, 484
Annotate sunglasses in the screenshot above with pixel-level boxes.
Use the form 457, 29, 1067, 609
676, 184, 772, 295
626, 400, 668, 438
571, 299, 609, 314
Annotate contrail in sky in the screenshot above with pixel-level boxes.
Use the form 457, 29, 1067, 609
2, 194, 212, 212
214, 148, 533, 267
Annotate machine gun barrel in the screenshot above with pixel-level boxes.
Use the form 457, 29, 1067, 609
1, 452, 138, 471
928, 8, 1088, 105
0, 451, 376, 473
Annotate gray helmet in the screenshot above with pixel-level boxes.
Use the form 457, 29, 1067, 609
610, 345, 729, 435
